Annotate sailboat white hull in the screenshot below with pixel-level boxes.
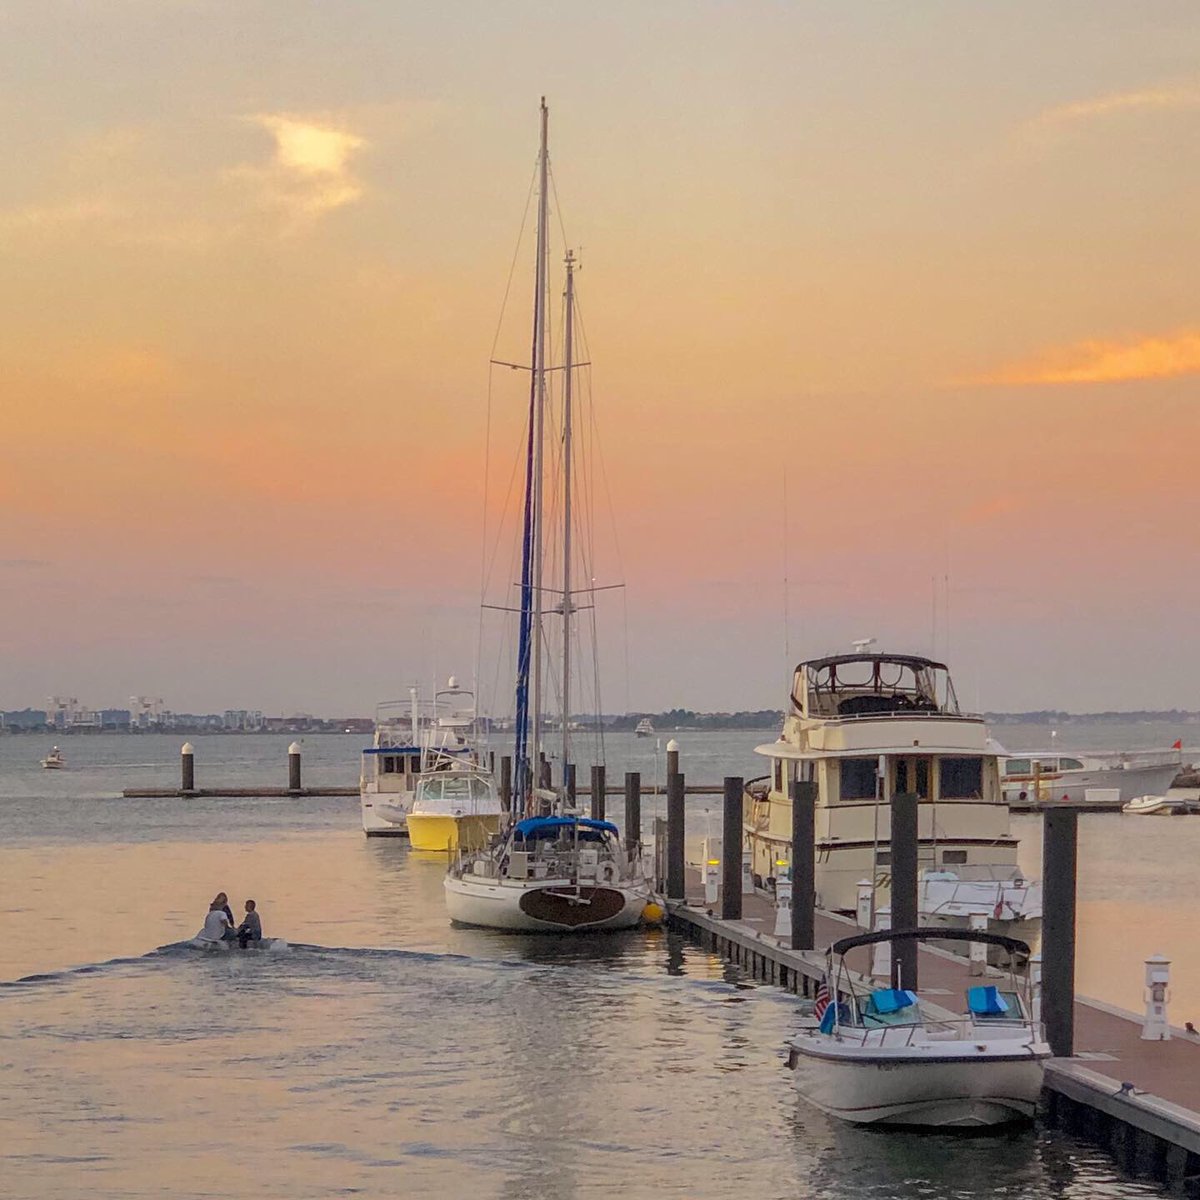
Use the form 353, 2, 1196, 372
444, 874, 648, 932
789, 1038, 1047, 1126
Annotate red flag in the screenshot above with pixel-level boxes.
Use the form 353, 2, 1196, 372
1173, 739, 1182, 751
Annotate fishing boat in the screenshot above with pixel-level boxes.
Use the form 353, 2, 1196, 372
635, 717, 655, 738
40, 746, 65, 769
998, 747, 1182, 806
359, 693, 426, 836
444, 99, 651, 931
746, 651, 1033, 928
785, 928, 1049, 1127
360, 679, 486, 838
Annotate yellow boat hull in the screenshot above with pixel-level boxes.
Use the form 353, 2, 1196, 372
406, 812, 502, 852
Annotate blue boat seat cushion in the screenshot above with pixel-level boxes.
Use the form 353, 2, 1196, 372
967, 985, 1010, 1015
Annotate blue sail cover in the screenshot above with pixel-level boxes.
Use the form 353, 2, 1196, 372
513, 815, 619, 839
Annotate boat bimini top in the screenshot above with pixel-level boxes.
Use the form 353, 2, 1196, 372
512, 815, 620, 841
829, 926, 1031, 958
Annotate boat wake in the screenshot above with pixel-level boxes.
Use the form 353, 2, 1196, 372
1, 940, 545, 991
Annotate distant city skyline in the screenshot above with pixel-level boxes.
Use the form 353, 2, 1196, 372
1, 4, 1198, 714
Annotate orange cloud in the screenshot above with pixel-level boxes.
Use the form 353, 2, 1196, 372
1030, 85, 1200, 129
962, 330, 1200, 386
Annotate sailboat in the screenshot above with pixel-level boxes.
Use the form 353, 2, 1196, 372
444, 99, 652, 932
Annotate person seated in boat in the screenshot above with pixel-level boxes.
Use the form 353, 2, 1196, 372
212, 892, 235, 925
236, 899, 262, 949
196, 900, 234, 945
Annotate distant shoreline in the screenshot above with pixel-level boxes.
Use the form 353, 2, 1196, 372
5, 709, 1199, 736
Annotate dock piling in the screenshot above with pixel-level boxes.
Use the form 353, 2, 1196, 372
499, 756, 512, 811
181, 742, 195, 793
666, 763, 686, 901
790, 779, 816, 950
624, 771, 641, 850
721, 776, 743, 921
288, 742, 302, 792
565, 762, 576, 809
591, 764, 606, 822
890, 790, 918, 990
1043, 807, 1079, 1057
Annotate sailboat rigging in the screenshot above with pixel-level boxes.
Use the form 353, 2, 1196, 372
444, 99, 653, 931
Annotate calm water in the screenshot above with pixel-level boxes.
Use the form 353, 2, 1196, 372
1, 728, 1188, 1199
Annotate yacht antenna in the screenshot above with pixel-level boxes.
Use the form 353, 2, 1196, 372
561, 249, 576, 784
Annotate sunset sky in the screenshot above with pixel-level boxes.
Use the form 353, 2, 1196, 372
2, 2, 1199, 716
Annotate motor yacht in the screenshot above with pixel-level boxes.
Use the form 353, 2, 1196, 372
747, 651, 1028, 926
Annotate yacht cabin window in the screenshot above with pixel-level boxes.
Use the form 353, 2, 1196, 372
1004, 758, 1031, 776
773, 761, 784, 792
941, 849, 968, 865
839, 758, 878, 801
893, 757, 930, 799
1060, 758, 1084, 770
939, 757, 983, 800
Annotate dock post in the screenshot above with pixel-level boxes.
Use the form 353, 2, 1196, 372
666, 763, 686, 900
488, 750, 495, 773
969, 913, 988, 976
1042, 807, 1078, 1057
565, 763, 577, 809
1143, 954, 1172, 1041
288, 742, 302, 792
499, 756, 512, 812
721, 777, 743, 921
539, 756, 552, 792
790, 780, 816, 950
890, 790, 918, 991
181, 742, 195, 793
624, 771, 641, 850
591, 764, 606, 822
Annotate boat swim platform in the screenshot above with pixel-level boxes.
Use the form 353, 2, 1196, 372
668, 874, 1200, 1191
121, 787, 360, 798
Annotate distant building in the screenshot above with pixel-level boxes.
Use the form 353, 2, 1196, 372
2, 708, 48, 731
130, 696, 167, 730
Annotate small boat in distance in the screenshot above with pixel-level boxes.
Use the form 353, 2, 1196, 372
1123, 794, 1200, 816
786, 928, 1048, 1127
634, 717, 655, 738
41, 746, 65, 769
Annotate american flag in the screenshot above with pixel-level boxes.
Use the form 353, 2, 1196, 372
813, 976, 831, 1021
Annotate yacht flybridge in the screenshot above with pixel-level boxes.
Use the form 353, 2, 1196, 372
747, 652, 1032, 921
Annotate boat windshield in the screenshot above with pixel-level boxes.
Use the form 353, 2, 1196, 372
418, 774, 495, 803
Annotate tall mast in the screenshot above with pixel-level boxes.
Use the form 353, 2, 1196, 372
531, 97, 549, 790
561, 250, 576, 782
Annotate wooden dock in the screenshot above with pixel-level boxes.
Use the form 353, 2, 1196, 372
122, 786, 359, 798
668, 876, 1200, 1191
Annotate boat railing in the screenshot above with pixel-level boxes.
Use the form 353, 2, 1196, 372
840, 1013, 1038, 1047
801, 708, 984, 725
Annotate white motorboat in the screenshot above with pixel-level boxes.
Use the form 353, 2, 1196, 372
41, 746, 65, 769
1123, 793, 1200, 815
444, 100, 652, 932
359, 694, 426, 836
747, 651, 1031, 924
635, 718, 655, 738
999, 747, 1181, 806
786, 927, 1049, 1127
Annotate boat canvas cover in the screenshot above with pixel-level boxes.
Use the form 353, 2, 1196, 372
512, 816, 619, 840
870, 988, 919, 1014
967, 985, 1010, 1015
